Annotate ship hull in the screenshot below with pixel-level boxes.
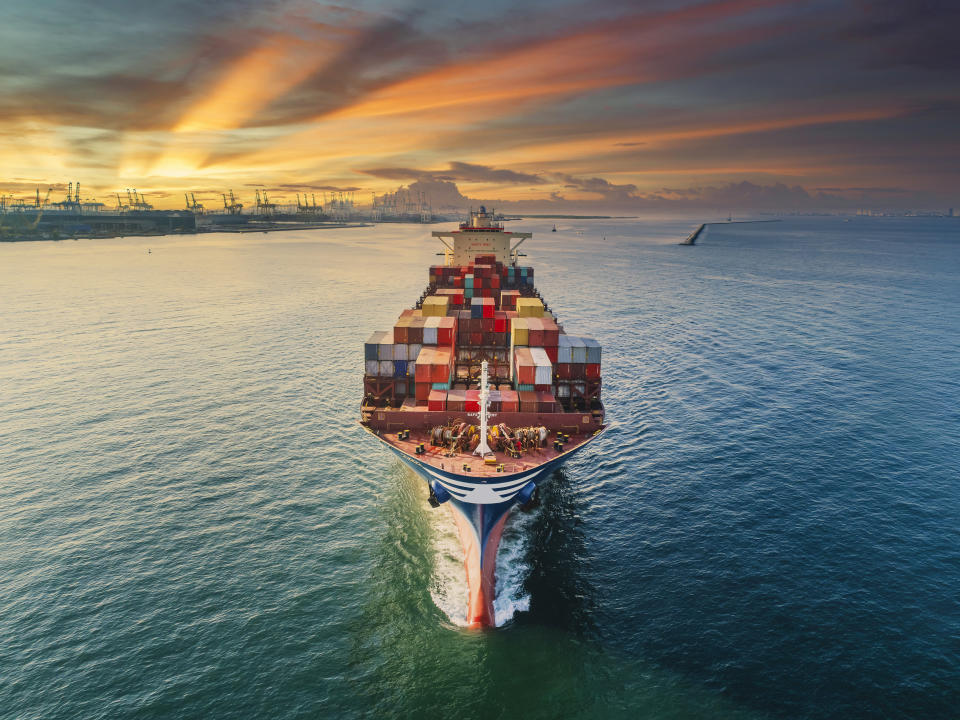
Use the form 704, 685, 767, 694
374, 431, 601, 627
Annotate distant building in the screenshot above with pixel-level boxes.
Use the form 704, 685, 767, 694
949, 208, 955, 217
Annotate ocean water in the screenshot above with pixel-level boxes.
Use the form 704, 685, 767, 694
1, 216, 958, 719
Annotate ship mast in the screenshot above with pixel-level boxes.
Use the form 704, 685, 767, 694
474, 360, 493, 456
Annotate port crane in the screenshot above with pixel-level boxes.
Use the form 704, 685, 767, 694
254, 189, 277, 217
185, 192, 205, 214
222, 190, 243, 215
125, 189, 153, 211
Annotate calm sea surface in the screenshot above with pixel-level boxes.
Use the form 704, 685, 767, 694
1, 217, 958, 719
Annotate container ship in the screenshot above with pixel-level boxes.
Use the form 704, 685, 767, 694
360, 207, 606, 627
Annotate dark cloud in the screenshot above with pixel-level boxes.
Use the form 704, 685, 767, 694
559, 174, 639, 201
360, 162, 544, 185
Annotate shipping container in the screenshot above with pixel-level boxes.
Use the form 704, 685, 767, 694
423, 315, 440, 345
393, 317, 411, 344
510, 317, 529, 346
415, 381, 431, 403
513, 347, 536, 385
529, 347, 553, 386
536, 391, 556, 413
528, 317, 544, 347
500, 389, 520, 412
437, 316, 456, 345
519, 390, 538, 412
465, 389, 480, 412
428, 390, 447, 412
542, 318, 560, 347
583, 337, 601, 364
365, 330, 387, 361
421, 295, 450, 317
409, 317, 425, 345
516, 297, 544, 317
447, 389, 466, 412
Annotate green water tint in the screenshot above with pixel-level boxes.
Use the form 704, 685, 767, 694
342, 464, 763, 719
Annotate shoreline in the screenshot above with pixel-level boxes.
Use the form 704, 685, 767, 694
0, 221, 375, 243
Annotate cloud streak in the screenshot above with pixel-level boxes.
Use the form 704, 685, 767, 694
0, 0, 956, 209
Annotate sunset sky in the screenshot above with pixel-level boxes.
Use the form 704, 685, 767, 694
1, 0, 957, 211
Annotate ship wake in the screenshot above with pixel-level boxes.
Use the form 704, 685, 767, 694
429, 506, 536, 627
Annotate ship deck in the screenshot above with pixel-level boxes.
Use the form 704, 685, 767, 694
364, 422, 605, 478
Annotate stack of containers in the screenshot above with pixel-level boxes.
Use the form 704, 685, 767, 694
554, 334, 602, 409
364, 330, 407, 404
414, 347, 454, 404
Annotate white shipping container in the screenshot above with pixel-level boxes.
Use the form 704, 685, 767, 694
408, 344, 423, 363
378, 342, 394, 361
423, 316, 441, 345
378, 360, 394, 376
570, 336, 588, 364
557, 334, 574, 363
583, 338, 601, 364
365, 360, 379, 375
529, 347, 553, 386
393, 343, 408, 361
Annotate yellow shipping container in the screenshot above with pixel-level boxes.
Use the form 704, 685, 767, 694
515, 298, 544, 317
510, 317, 529, 346
421, 295, 450, 317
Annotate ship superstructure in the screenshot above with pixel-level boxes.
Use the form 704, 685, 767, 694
360, 207, 605, 626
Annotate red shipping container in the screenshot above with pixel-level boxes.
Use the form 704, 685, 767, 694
438, 316, 456, 345
514, 348, 536, 384
519, 390, 538, 413
528, 318, 544, 347
465, 389, 481, 412
470, 332, 483, 346
542, 319, 559, 347
585, 363, 601, 379
500, 389, 520, 412
415, 348, 434, 381
409, 317, 425, 344
490, 276, 500, 289
557, 362, 572, 379
483, 301, 494, 319
415, 381, 431, 403
428, 389, 447, 412
399, 308, 416, 318
536, 391, 556, 413
493, 313, 507, 333
534, 384, 552, 393
481, 317, 495, 332
432, 349, 452, 382
544, 346, 558, 364
493, 332, 507, 347
571, 363, 586, 380
393, 321, 409, 344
